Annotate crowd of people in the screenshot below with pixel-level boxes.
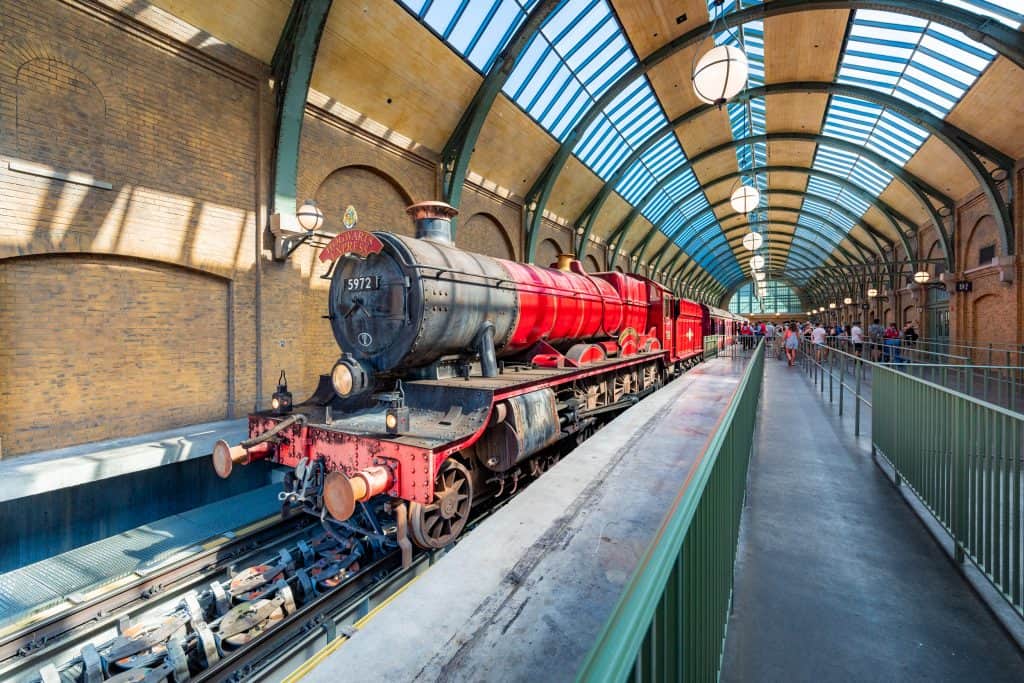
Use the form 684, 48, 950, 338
738, 318, 921, 366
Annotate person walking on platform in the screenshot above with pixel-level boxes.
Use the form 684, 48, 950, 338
812, 320, 828, 363
868, 318, 884, 361
765, 320, 776, 354
784, 322, 799, 366
740, 322, 753, 350
850, 321, 864, 358
902, 321, 919, 360
883, 322, 901, 362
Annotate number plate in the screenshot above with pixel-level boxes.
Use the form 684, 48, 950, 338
344, 276, 379, 291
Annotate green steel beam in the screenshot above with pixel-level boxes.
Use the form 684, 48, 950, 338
579, 80, 1010, 266
271, 0, 333, 219
683, 241, 849, 292
439, 0, 561, 236
638, 164, 918, 264
526, 0, 1021, 266
627, 190, 889, 269
603, 131, 950, 275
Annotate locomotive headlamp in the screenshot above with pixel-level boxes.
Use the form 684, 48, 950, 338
271, 370, 293, 415
385, 413, 398, 431
331, 356, 371, 398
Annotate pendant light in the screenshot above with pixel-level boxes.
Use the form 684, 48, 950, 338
691, 0, 749, 108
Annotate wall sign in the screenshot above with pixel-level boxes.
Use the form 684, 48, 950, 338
955, 280, 973, 293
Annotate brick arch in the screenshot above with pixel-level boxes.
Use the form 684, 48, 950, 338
584, 253, 601, 273
0, 253, 230, 456
16, 58, 108, 177
460, 212, 516, 260
968, 292, 1002, 344
1, 36, 127, 147
963, 214, 1000, 268
314, 165, 415, 236
537, 238, 565, 269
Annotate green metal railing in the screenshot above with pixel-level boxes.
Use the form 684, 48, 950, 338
795, 339, 1024, 619
579, 341, 764, 683
874, 366, 1023, 617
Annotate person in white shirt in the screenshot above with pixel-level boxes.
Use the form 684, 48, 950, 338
811, 322, 828, 362
765, 322, 776, 353
850, 322, 864, 358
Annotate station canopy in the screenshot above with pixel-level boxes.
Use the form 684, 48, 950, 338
395, 0, 1022, 299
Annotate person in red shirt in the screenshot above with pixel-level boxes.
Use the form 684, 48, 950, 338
883, 322, 901, 362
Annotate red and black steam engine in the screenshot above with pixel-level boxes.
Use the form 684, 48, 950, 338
213, 201, 743, 550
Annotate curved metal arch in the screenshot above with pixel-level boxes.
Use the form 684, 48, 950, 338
634, 190, 893, 267
678, 232, 857, 292
668, 218, 864, 287
675, 231, 857, 293
663, 220, 856, 290
577, 79, 1015, 264
523, 0, 1023, 265
627, 164, 919, 265
655, 202, 879, 284
603, 132, 950, 273
687, 244, 848, 294
440, 0, 562, 235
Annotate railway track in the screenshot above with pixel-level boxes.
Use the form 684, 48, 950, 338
3, 374, 664, 682
2, 483, 517, 683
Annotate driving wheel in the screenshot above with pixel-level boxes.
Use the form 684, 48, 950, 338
409, 459, 473, 549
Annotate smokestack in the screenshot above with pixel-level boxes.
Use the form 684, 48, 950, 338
406, 201, 459, 244
555, 254, 575, 271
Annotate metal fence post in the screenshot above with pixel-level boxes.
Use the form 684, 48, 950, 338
839, 354, 845, 417
855, 358, 862, 438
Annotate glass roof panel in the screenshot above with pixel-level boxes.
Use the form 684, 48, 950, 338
796, 1, 1020, 275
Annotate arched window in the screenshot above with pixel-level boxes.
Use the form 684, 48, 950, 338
728, 280, 802, 314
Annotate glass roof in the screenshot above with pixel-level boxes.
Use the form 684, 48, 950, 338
397, 0, 1021, 291
396, 0, 740, 286
789, 1, 1022, 279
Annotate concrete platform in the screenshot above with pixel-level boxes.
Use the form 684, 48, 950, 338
0, 418, 248, 503
0, 419, 270, 573
297, 356, 749, 682
720, 352, 1024, 682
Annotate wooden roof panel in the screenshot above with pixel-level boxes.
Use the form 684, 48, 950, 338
947, 57, 1024, 159
148, 0, 289, 62
764, 93, 829, 134
611, 0, 709, 61
763, 10, 848, 83
314, 1, 478, 150
904, 137, 978, 203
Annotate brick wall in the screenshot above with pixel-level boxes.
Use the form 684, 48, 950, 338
0, 0, 260, 456
0, 255, 229, 454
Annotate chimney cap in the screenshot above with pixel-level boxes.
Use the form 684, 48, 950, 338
406, 201, 459, 222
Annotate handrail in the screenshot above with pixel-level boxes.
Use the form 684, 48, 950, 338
578, 340, 764, 682
792, 338, 1024, 620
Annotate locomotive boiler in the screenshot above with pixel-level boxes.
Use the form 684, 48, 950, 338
213, 201, 740, 550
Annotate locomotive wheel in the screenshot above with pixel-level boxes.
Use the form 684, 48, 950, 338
409, 460, 473, 549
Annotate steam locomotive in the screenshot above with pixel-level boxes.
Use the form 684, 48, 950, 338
213, 201, 744, 550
